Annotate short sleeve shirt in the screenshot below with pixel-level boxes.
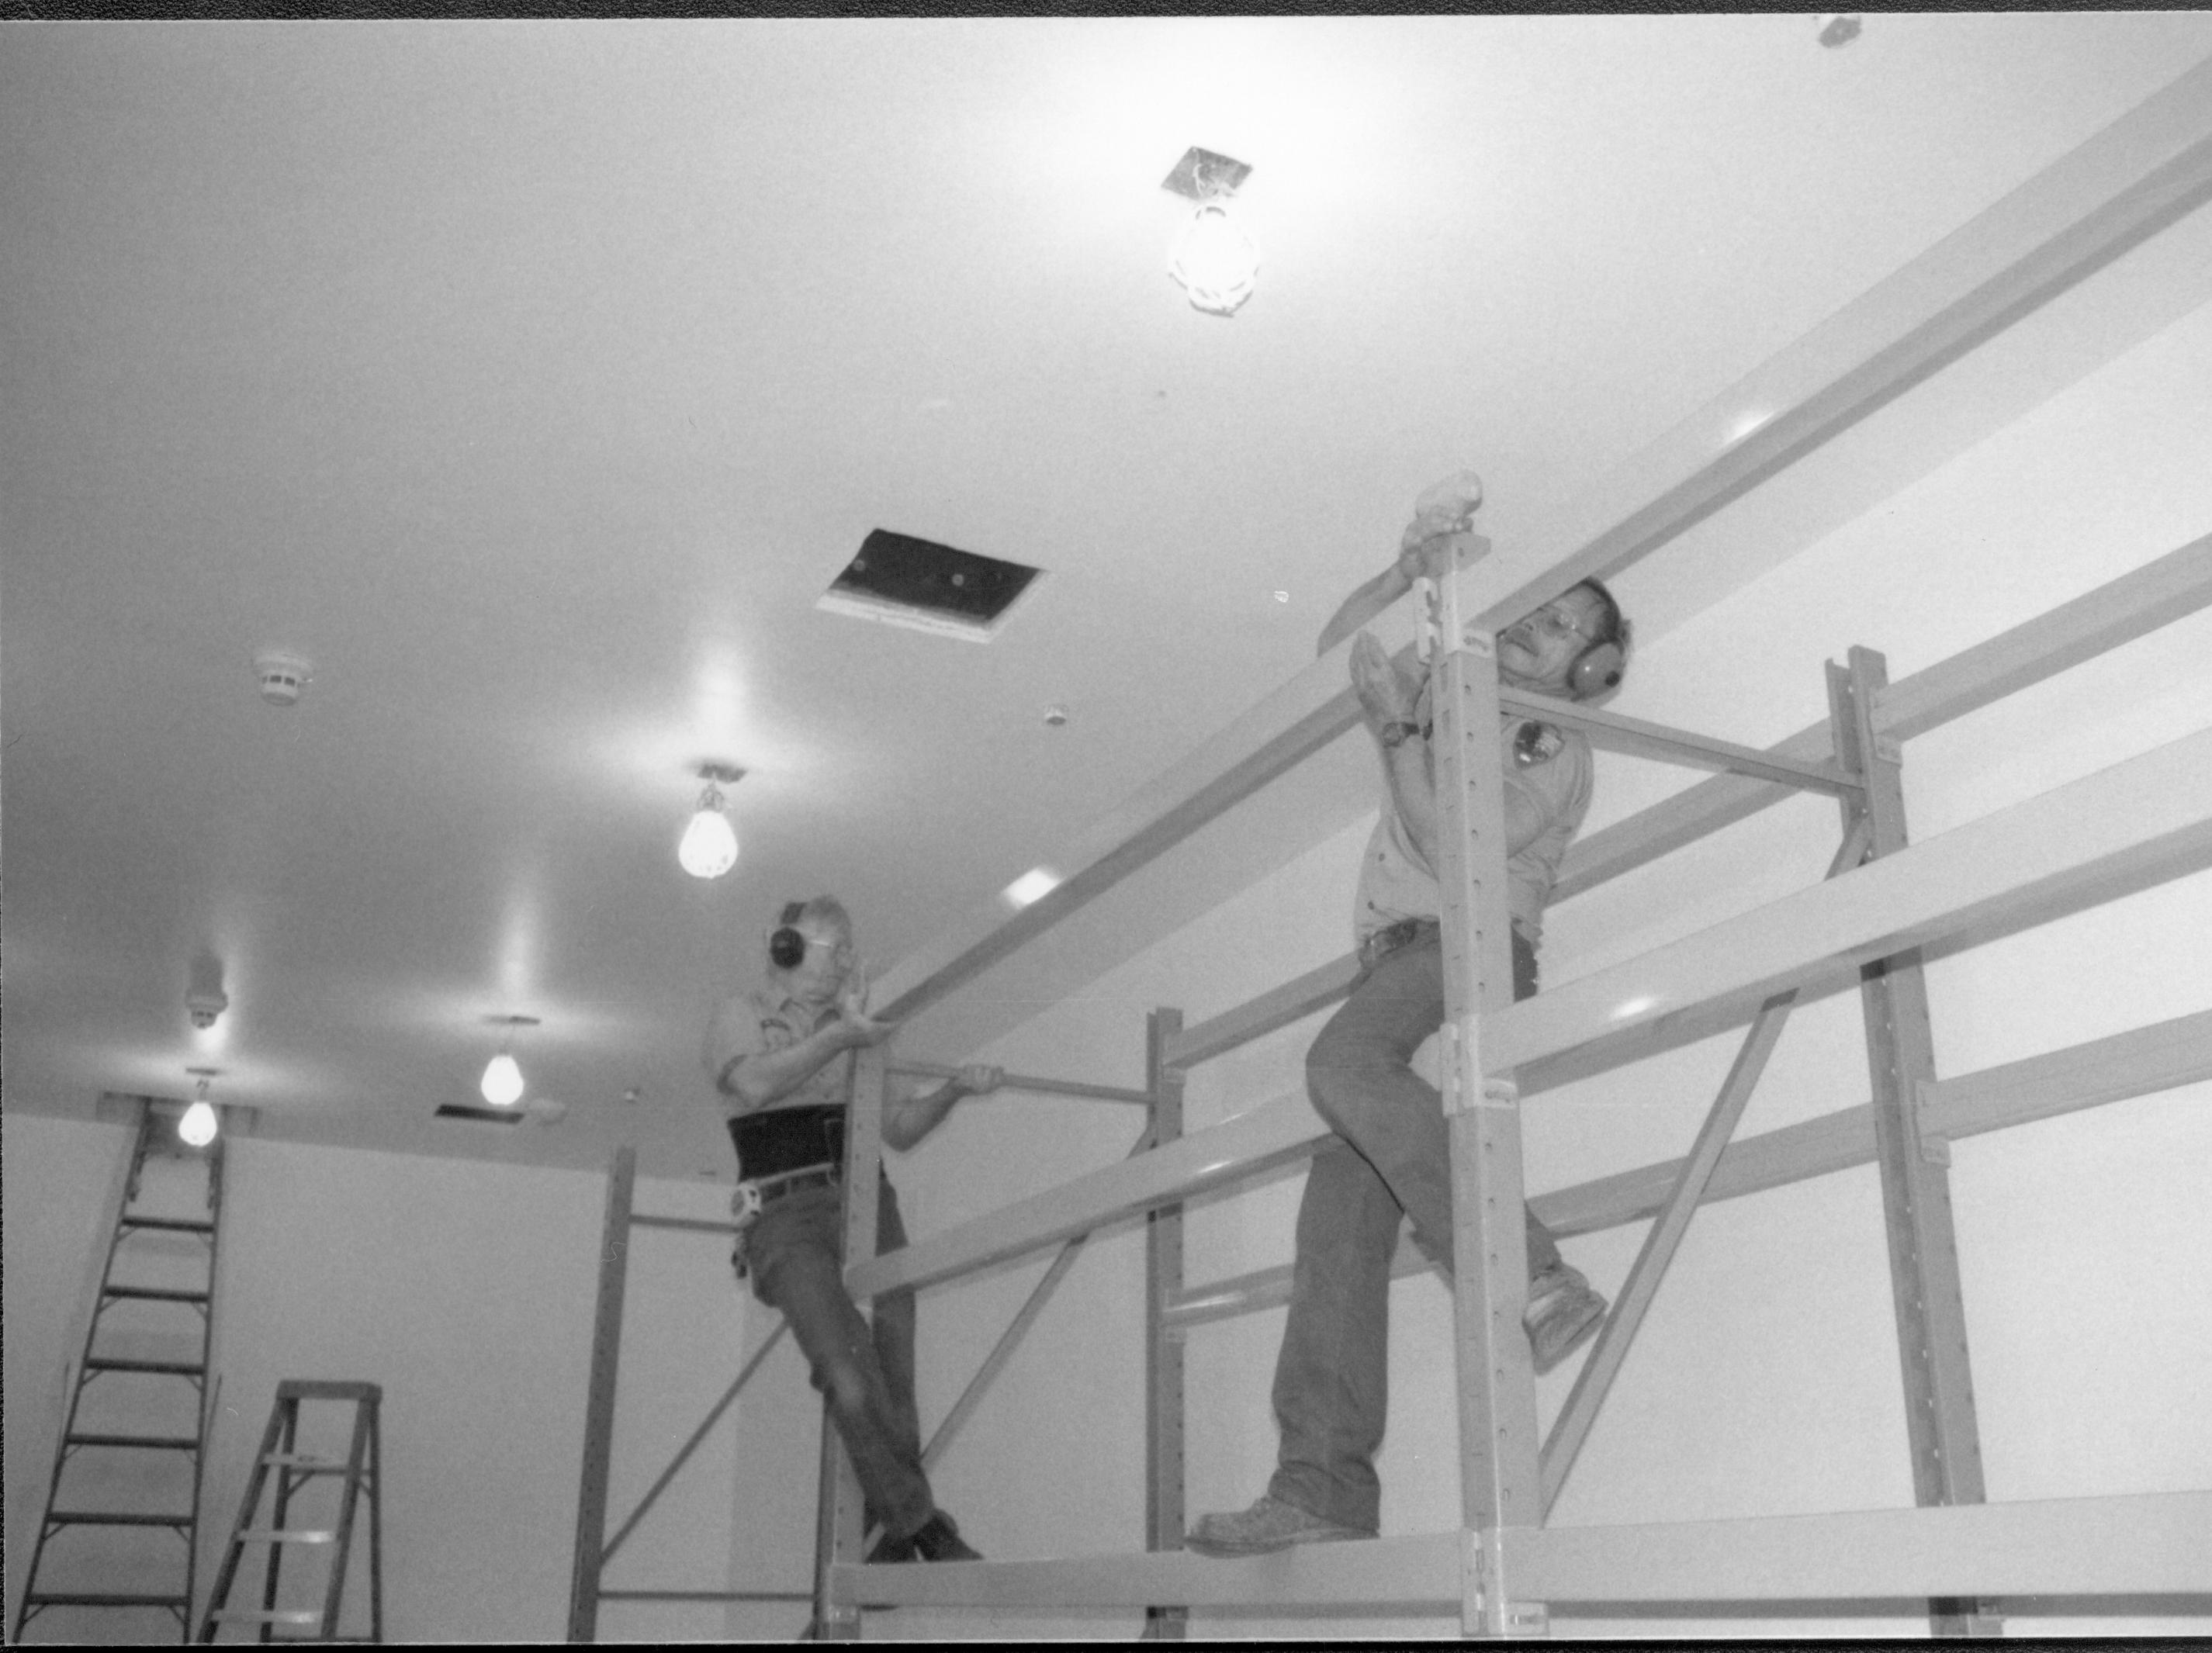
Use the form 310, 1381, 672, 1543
1353, 679, 1594, 950
701, 984, 856, 1119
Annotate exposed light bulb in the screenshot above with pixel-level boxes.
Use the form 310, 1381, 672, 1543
179, 1098, 220, 1147
1168, 199, 1260, 316
677, 781, 739, 879
481, 1052, 525, 1108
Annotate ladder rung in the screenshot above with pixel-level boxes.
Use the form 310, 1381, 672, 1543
238, 1527, 337, 1544
117, 1215, 215, 1233
209, 1609, 322, 1626
47, 1509, 195, 1527
24, 1591, 189, 1608
83, 1356, 206, 1375
102, 1285, 211, 1302
260, 1451, 344, 1470
67, 1431, 202, 1451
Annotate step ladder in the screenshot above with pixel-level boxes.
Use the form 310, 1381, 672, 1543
13, 1102, 227, 1644
199, 1381, 384, 1644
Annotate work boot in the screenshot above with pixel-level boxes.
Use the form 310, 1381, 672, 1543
1525, 1263, 1607, 1374
867, 1509, 980, 1563
1186, 1494, 1375, 1558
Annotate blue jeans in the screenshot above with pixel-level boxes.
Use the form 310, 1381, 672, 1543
1267, 927, 1560, 1531
739, 1171, 933, 1540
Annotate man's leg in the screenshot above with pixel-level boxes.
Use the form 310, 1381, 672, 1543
869, 1175, 925, 1473
1262, 1136, 1399, 1534
743, 1188, 936, 1543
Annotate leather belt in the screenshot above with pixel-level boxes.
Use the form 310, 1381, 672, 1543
1357, 917, 1439, 971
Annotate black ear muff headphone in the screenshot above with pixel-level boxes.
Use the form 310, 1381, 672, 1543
768, 901, 809, 970
1565, 579, 1632, 701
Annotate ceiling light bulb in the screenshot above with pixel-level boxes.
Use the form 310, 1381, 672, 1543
481, 1051, 525, 1108
678, 785, 739, 879
1168, 199, 1259, 316
179, 1098, 220, 1147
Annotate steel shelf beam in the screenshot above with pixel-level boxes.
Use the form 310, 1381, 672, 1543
826, 1492, 2212, 1610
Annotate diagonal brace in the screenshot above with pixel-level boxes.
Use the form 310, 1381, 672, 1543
601, 1320, 791, 1567
1540, 820, 1868, 1512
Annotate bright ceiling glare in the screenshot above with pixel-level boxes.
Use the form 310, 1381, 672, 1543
1004, 867, 1061, 909
1162, 147, 1258, 318
679, 763, 744, 880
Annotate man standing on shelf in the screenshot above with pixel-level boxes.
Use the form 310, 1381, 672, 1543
1190, 476, 1632, 1558
703, 894, 1002, 1564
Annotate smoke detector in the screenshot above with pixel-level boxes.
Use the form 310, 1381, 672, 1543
186, 987, 230, 1029
252, 650, 313, 707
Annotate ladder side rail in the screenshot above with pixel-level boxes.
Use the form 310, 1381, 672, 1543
1429, 554, 1546, 1637
262, 1397, 302, 1640
366, 1400, 384, 1645
15, 1104, 165, 1642
315, 1395, 375, 1639
197, 1396, 289, 1641
1831, 647, 1996, 1639
1143, 1009, 1188, 1643
563, 1146, 635, 1644
185, 1135, 227, 1644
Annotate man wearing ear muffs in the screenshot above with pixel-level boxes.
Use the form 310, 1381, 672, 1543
703, 894, 1002, 1565
1191, 482, 1632, 1558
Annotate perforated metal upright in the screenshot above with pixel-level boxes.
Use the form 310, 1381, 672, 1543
1428, 548, 1550, 1638
1829, 645, 1998, 1639
1142, 1008, 1189, 1641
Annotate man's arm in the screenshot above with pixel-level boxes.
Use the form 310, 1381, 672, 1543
710, 987, 898, 1112
882, 1064, 1005, 1153
1316, 529, 1480, 658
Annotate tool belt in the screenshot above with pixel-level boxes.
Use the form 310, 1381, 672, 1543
726, 1105, 848, 1279
1357, 916, 1440, 971
726, 1102, 845, 1181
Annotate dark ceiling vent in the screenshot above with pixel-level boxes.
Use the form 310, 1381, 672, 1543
434, 1102, 523, 1126
817, 529, 1042, 642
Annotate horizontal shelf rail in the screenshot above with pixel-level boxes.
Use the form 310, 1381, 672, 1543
827, 1491, 2212, 1610
1160, 534, 2212, 1078
1494, 724, 2212, 1084
870, 44, 2212, 1032
1556, 530, 2212, 904
852, 731, 2212, 1302
1166, 1005, 2212, 1330
888, 1062, 1152, 1105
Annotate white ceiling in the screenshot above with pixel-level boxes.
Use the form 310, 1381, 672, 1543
7, 16, 2212, 1182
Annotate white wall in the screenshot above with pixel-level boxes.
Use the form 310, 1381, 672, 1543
793, 291, 2212, 1639
1, 1113, 755, 1643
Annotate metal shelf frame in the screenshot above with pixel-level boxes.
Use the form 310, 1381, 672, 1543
566, 54, 2212, 1641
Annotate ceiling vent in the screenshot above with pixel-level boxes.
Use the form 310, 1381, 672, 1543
434, 1101, 524, 1126
817, 530, 1042, 643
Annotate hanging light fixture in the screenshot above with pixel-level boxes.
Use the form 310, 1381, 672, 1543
1162, 146, 1258, 318
180, 1069, 221, 1148
481, 1015, 539, 1107
678, 763, 745, 880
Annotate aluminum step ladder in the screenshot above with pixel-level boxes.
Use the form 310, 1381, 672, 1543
199, 1381, 384, 1644
13, 1103, 226, 1644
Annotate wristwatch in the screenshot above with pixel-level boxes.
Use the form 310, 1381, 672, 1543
1379, 720, 1423, 749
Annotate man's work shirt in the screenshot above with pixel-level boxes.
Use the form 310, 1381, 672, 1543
1353, 679, 1594, 951
701, 984, 856, 1120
